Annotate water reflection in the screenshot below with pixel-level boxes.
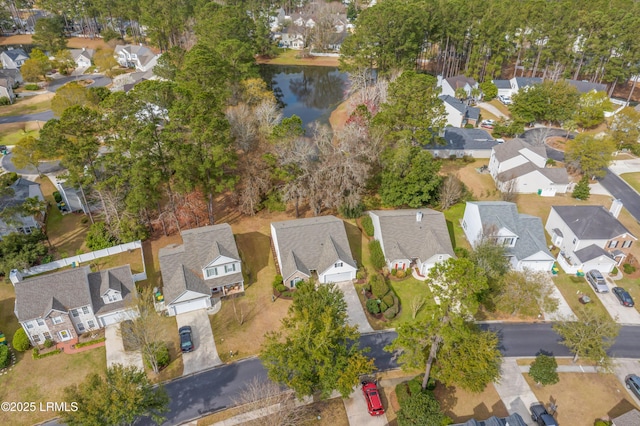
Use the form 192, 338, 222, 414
259, 65, 349, 129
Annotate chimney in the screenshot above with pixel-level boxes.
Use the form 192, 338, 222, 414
10, 269, 23, 285
610, 199, 623, 219
82, 47, 85, 52
416, 211, 423, 222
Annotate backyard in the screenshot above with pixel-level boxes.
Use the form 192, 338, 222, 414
0, 92, 53, 117
0, 121, 40, 146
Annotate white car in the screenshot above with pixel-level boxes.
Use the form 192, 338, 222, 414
498, 95, 512, 105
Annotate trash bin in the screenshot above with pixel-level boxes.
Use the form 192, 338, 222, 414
579, 295, 591, 304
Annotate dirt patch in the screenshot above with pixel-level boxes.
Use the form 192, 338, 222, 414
444, 159, 501, 200
433, 382, 509, 423
546, 136, 568, 151
0, 35, 113, 51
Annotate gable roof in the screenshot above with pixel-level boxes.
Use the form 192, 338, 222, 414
159, 224, 241, 305
470, 201, 553, 261
492, 138, 547, 162
69, 48, 95, 62
0, 177, 43, 210
15, 266, 94, 322
89, 265, 136, 316
612, 409, 640, 426
114, 44, 158, 67
492, 79, 511, 89
425, 127, 498, 151
574, 244, 614, 263
439, 95, 481, 120
551, 205, 635, 240
513, 77, 542, 88
565, 79, 607, 94
0, 68, 21, 83
497, 161, 569, 184
271, 216, 356, 281
369, 209, 454, 263
1, 48, 28, 62
445, 75, 477, 90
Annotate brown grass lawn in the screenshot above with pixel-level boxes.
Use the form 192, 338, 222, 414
0, 92, 53, 117
0, 35, 112, 51
442, 159, 500, 200
90, 248, 145, 275
257, 49, 339, 67
147, 314, 183, 383
433, 383, 509, 423
487, 99, 512, 117
524, 373, 639, 425
620, 172, 640, 194
552, 272, 610, 319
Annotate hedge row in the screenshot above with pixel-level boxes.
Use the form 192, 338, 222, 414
33, 347, 62, 359
75, 337, 106, 348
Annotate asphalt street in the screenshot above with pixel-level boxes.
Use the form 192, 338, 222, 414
521, 127, 569, 162
0, 152, 62, 175
0, 110, 53, 124
599, 169, 640, 221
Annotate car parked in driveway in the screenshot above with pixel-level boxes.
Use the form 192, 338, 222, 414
626, 374, 640, 400
530, 402, 558, 426
613, 287, 635, 307
586, 269, 609, 293
498, 95, 512, 105
362, 381, 384, 416
179, 326, 194, 353
480, 119, 496, 129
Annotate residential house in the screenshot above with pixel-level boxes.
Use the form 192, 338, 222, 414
424, 127, 499, 159
545, 203, 636, 274
114, 44, 159, 72
565, 79, 607, 94
0, 48, 28, 69
510, 76, 542, 95
278, 28, 305, 50
462, 201, 555, 272
291, 13, 316, 28
159, 224, 244, 316
271, 216, 357, 288
12, 265, 138, 345
54, 176, 90, 214
439, 95, 480, 128
0, 78, 15, 103
439, 75, 479, 99
450, 413, 527, 426
612, 409, 640, 426
69, 48, 95, 68
368, 209, 455, 275
489, 138, 569, 196
492, 79, 513, 97
0, 68, 22, 86
0, 177, 45, 238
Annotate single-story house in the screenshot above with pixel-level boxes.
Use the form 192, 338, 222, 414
489, 138, 569, 195
12, 265, 138, 345
439, 75, 479, 99
439, 95, 480, 128
368, 209, 455, 275
159, 224, 244, 316
69, 48, 95, 68
0, 177, 45, 238
424, 127, 499, 159
114, 44, 159, 72
462, 201, 555, 272
271, 216, 357, 288
546, 203, 636, 274
0, 48, 28, 69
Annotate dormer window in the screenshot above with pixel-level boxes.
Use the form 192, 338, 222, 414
335, 262, 343, 268
503, 237, 515, 247
224, 264, 237, 273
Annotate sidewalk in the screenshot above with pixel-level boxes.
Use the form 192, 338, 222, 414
493, 358, 539, 425
544, 277, 577, 321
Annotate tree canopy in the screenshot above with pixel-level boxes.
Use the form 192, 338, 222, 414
565, 133, 616, 178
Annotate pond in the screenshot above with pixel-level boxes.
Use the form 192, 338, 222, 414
259, 64, 350, 130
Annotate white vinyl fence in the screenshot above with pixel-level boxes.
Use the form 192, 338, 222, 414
23, 240, 147, 281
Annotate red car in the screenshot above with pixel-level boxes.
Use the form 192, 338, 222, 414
362, 381, 385, 416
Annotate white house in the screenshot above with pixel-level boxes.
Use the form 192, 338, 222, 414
462, 201, 555, 272
0, 177, 45, 238
114, 44, 159, 72
492, 79, 513, 97
0, 78, 15, 103
439, 95, 480, 128
489, 138, 569, 195
509, 77, 542, 95
0, 48, 28, 69
271, 216, 357, 288
69, 48, 95, 68
159, 224, 244, 316
424, 128, 499, 159
545, 203, 636, 274
13, 265, 138, 345
439, 75, 479, 98
368, 209, 455, 276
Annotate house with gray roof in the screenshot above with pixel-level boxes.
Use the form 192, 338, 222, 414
489, 138, 569, 195
159, 224, 244, 316
69, 48, 95, 68
271, 216, 357, 288
462, 201, 555, 272
612, 409, 640, 426
439, 75, 479, 99
368, 209, 455, 276
565, 79, 607, 94
0, 77, 14, 103
510, 77, 542, 94
0, 177, 45, 238
492, 79, 513, 97
450, 413, 527, 426
12, 265, 137, 345
424, 128, 499, 158
0, 48, 28, 69
545, 204, 636, 274
439, 95, 480, 128
114, 44, 159, 72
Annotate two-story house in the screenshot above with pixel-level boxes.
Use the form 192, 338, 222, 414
271, 216, 357, 288
439, 75, 479, 99
489, 138, 569, 196
69, 48, 95, 69
439, 95, 480, 128
546, 203, 636, 274
0, 177, 45, 238
462, 201, 555, 272
368, 209, 455, 276
13, 265, 138, 345
0, 48, 29, 69
159, 224, 244, 316
113, 44, 159, 72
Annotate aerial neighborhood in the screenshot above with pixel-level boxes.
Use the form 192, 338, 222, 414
1, 1, 640, 426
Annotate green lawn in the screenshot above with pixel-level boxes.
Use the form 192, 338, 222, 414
552, 272, 610, 319
487, 99, 512, 117
620, 172, 640, 194
0, 128, 39, 146
610, 276, 640, 315
443, 202, 471, 251
0, 97, 51, 117
389, 277, 437, 325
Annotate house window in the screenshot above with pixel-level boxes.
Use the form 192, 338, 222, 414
462, 220, 467, 230
52, 316, 63, 325
87, 320, 95, 328
609, 241, 619, 248
224, 264, 237, 273
71, 309, 79, 317
623, 240, 633, 248
335, 262, 343, 268
290, 278, 302, 289
82, 306, 89, 315
43, 332, 51, 340
77, 323, 85, 332
107, 294, 115, 302
206, 267, 218, 277
25, 321, 34, 329
36, 319, 44, 326
503, 237, 515, 246
33, 335, 41, 343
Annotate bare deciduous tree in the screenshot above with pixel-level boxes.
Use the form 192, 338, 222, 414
233, 377, 308, 426
227, 103, 259, 152
498, 173, 518, 202
439, 173, 465, 209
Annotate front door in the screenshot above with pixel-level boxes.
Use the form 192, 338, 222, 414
58, 330, 72, 341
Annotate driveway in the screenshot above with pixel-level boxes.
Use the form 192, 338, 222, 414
105, 323, 144, 369
175, 309, 222, 376
335, 281, 374, 333
46, 74, 112, 92
478, 102, 509, 120
589, 278, 640, 325
342, 384, 388, 426
613, 358, 640, 405
493, 358, 538, 426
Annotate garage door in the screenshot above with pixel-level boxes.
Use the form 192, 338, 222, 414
100, 312, 126, 327
323, 272, 354, 283
522, 261, 553, 272
171, 298, 209, 315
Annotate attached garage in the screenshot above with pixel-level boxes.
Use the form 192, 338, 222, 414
99, 309, 137, 327
322, 271, 355, 283
169, 297, 210, 316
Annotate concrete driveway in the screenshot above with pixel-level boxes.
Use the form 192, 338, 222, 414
589, 278, 640, 325
478, 102, 509, 120
105, 323, 144, 369
613, 358, 640, 405
175, 309, 222, 376
342, 384, 388, 426
493, 358, 537, 426
335, 281, 374, 333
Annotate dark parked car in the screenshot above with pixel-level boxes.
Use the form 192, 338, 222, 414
586, 269, 609, 293
613, 287, 635, 307
626, 374, 640, 400
530, 403, 558, 426
179, 326, 194, 353
362, 381, 385, 416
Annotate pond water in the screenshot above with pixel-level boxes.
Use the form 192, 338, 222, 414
259, 64, 350, 130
